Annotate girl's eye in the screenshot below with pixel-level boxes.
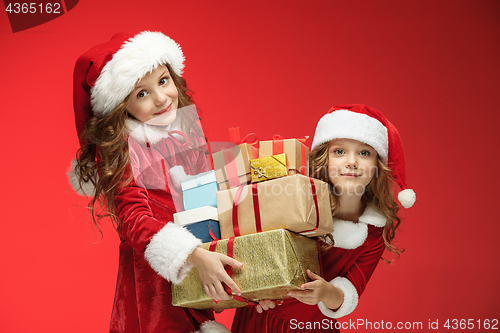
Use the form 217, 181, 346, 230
137, 91, 147, 99
359, 150, 371, 156
159, 77, 168, 85
333, 148, 345, 155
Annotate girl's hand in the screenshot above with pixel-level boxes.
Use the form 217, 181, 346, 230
255, 299, 283, 314
288, 269, 344, 310
186, 247, 243, 301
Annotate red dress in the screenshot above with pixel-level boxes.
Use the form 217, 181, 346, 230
107, 117, 229, 333
231, 205, 387, 333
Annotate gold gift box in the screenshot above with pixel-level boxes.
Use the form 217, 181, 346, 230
213, 143, 258, 190
250, 153, 288, 183
259, 138, 309, 176
172, 229, 320, 311
217, 174, 333, 238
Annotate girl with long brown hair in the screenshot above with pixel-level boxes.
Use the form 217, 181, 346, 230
232, 104, 416, 332
69, 31, 241, 333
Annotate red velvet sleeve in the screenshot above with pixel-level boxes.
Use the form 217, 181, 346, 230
114, 141, 170, 255
345, 227, 386, 297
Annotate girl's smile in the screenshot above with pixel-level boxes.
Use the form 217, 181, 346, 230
127, 64, 179, 126
153, 103, 173, 116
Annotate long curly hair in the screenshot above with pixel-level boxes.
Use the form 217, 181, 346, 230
73, 63, 198, 236
310, 141, 403, 260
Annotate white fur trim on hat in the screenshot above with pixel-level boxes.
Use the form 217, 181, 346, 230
398, 188, 416, 208
144, 222, 201, 284
194, 321, 231, 333
318, 276, 359, 319
68, 159, 97, 196
311, 110, 389, 164
91, 31, 185, 117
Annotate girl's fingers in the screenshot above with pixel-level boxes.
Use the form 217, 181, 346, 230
213, 280, 233, 301
220, 274, 242, 296
206, 283, 219, 301
255, 300, 275, 313
260, 300, 276, 310
306, 269, 321, 280
219, 254, 243, 268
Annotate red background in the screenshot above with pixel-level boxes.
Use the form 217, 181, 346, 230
1, 0, 499, 331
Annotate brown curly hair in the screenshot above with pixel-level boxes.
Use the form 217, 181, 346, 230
310, 141, 404, 260
73, 63, 199, 237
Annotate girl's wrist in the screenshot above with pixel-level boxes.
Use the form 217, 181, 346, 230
321, 284, 344, 311
185, 246, 202, 265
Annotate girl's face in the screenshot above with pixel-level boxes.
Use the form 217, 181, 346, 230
328, 138, 378, 196
127, 64, 179, 126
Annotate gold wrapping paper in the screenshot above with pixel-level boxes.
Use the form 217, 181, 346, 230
217, 174, 333, 238
172, 229, 320, 310
250, 154, 288, 183
259, 139, 309, 176
213, 143, 258, 190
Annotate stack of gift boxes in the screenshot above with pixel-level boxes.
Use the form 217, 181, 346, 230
172, 137, 334, 311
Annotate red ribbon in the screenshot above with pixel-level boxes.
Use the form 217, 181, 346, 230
252, 184, 263, 233
300, 143, 306, 175
166, 130, 190, 148
209, 225, 219, 242
272, 134, 284, 155
232, 186, 245, 237
229, 127, 259, 147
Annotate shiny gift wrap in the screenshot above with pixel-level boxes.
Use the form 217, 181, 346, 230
250, 153, 288, 183
172, 229, 320, 310
217, 174, 333, 238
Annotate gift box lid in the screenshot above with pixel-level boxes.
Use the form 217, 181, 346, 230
181, 170, 217, 191
174, 206, 219, 226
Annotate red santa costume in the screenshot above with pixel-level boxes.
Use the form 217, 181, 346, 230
232, 104, 416, 332
68, 31, 229, 333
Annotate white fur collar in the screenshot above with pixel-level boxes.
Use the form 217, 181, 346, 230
332, 205, 386, 250
126, 118, 173, 144
127, 117, 187, 145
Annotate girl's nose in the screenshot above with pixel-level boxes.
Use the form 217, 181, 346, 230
346, 154, 358, 169
153, 89, 168, 106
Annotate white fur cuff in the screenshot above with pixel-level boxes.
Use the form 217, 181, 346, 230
144, 223, 202, 284
318, 277, 359, 319
193, 321, 231, 333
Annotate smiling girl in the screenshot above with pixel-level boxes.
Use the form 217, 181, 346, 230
69, 31, 240, 333
232, 104, 416, 332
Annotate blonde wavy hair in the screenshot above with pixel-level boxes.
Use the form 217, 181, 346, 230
310, 142, 403, 260
73, 63, 200, 237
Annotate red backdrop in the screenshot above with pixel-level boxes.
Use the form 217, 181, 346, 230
1, 0, 499, 331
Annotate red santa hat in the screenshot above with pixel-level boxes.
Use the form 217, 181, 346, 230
311, 104, 416, 208
73, 30, 185, 142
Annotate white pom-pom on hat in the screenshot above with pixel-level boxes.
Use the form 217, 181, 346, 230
398, 189, 416, 208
